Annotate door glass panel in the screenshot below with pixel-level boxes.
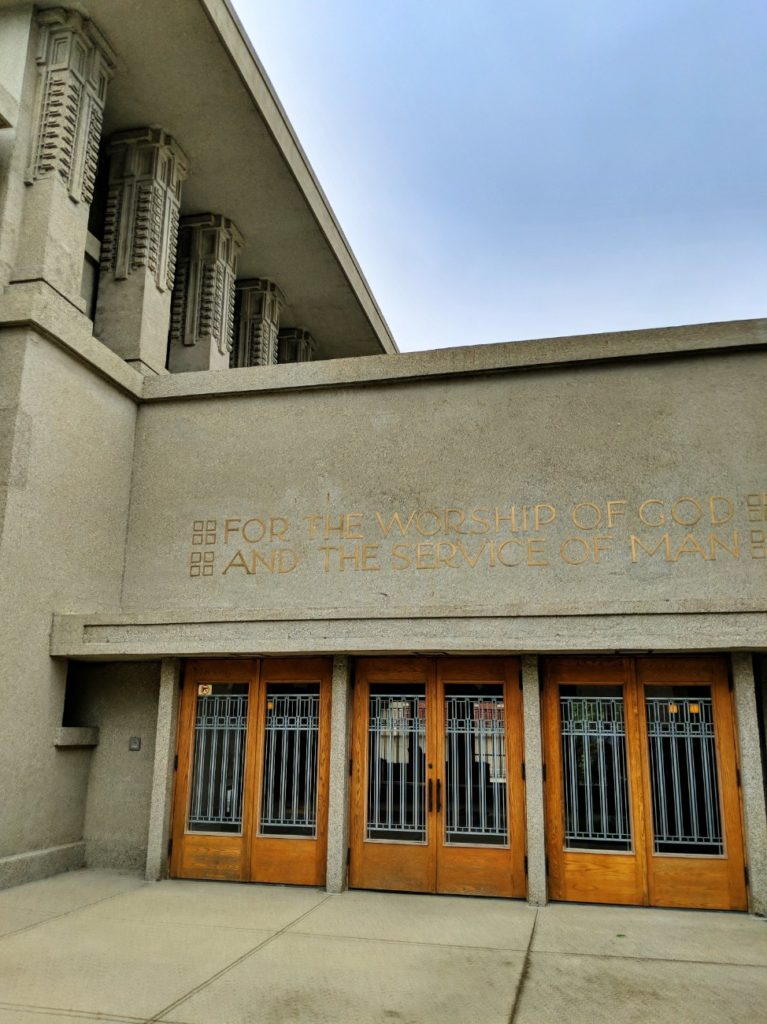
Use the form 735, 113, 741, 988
560, 686, 632, 851
444, 684, 508, 846
259, 684, 320, 838
188, 683, 249, 834
645, 686, 723, 855
367, 685, 426, 842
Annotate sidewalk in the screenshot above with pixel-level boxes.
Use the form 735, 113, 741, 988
0, 870, 765, 1023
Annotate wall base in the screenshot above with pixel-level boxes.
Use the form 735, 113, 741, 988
0, 842, 85, 891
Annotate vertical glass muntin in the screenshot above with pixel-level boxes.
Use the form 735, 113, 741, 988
644, 685, 724, 857
559, 685, 632, 852
444, 684, 509, 847
258, 683, 320, 839
366, 684, 427, 843
187, 682, 249, 835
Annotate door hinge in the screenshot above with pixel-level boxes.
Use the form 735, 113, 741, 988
524, 855, 528, 875
745, 865, 750, 887
736, 767, 742, 788
173, 754, 178, 772
521, 761, 526, 781
167, 838, 173, 858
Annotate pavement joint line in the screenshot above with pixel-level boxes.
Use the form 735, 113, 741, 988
507, 907, 538, 1024
0, 1000, 144, 1022
0, 882, 152, 942
145, 893, 334, 1023
527, 948, 767, 969
282, 928, 533, 953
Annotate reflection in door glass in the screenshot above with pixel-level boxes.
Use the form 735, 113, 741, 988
259, 685, 320, 838
560, 686, 632, 851
188, 683, 248, 834
367, 686, 426, 842
444, 686, 508, 846
645, 687, 723, 855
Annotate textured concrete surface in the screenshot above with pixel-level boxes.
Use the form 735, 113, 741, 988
521, 654, 546, 905
325, 655, 352, 893
732, 653, 767, 915
146, 659, 181, 881
0, 870, 764, 1024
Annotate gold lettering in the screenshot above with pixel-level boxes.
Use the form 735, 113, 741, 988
250, 549, 276, 572
572, 502, 602, 530
630, 533, 671, 562
456, 540, 489, 567
444, 508, 467, 534
345, 513, 364, 540
673, 533, 710, 560
277, 549, 299, 573
269, 516, 290, 540
415, 510, 441, 537
709, 531, 740, 560
317, 545, 336, 571
361, 544, 381, 570
375, 511, 416, 537
494, 507, 518, 533
638, 499, 665, 527
709, 496, 734, 526
606, 500, 626, 528
469, 508, 491, 534
533, 504, 557, 530
222, 550, 251, 574
390, 544, 412, 570
305, 514, 323, 540
560, 536, 591, 565
436, 540, 460, 567
416, 542, 438, 569
593, 535, 613, 562
241, 517, 266, 543
496, 539, 523, 566
527, 538, 549, 566
671, 497, 703, 527
223, 517, 241, 543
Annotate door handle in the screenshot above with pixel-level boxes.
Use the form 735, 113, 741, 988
436, 778, 442, 813
427, 778, 433, 812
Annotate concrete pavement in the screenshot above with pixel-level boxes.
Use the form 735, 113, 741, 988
0, 870, 765, 1023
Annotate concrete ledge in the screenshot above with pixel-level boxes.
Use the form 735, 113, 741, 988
0, 80, 19, 129
54, 727, 99, 748
0, 842, 85, 891
141, 318, 767, 402
0, 281, 144, 399
51, 610, 767, 658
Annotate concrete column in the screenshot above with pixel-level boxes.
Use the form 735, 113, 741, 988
231, 278, 285, 367
94, 128, 188, 375
168, 214, 243, 372
521, 654, 547, 906
13, 9, 114, 307
731, 653, 767, 915
278, 327, 316, 365
326, 655, 353, 893
145, 659, 181, 881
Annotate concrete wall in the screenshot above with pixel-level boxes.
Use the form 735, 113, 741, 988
120, 349, 766, 637
0, 6, 34, 287
67, 662, 161, 872
0, 330, 136, 882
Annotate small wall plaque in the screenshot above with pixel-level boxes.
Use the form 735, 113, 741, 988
128, 736, 141, 751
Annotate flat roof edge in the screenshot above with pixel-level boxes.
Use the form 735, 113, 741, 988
141, 317, 767, 401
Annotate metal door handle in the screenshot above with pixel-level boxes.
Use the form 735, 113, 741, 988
427, 778, 433, 812
436, 778, 442, 813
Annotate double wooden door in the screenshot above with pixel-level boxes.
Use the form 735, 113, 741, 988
349, 658, 526, 898
542, 656, 747, 910
170, 658, 331, 885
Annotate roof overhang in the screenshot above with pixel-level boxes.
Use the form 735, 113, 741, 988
10, 0, 397, 359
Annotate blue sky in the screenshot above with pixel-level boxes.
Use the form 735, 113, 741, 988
234, 0, 766, 352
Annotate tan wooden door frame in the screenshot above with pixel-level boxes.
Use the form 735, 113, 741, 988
349, 656, 526, 898
542, 655, 747, 910
170, 658, 332, 885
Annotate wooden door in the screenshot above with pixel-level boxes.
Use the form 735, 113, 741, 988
349, 657, 526, 898
543, 656, 747, 910
170, 658, 331, 886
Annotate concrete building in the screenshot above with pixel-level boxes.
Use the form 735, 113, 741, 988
0, 0, 765, 916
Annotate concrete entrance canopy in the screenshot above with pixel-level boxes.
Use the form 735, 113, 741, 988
0, 0, 396, 361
